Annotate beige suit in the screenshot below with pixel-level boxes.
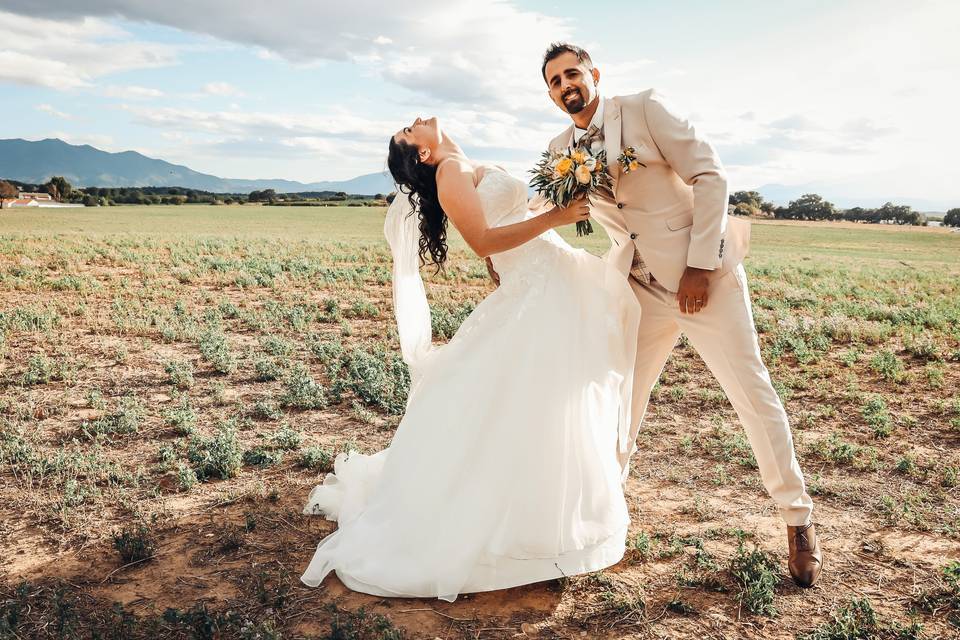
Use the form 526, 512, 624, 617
533, 89, 814, 526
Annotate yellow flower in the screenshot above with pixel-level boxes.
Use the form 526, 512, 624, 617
555, 157, 573, 176
571, 151, 586, 164
629, 160, 640, 172
575, 164, 592, 184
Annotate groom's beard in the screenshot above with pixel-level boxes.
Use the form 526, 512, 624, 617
562, 89, 587, 114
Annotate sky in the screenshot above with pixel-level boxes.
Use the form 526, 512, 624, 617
1, 0, 958, 207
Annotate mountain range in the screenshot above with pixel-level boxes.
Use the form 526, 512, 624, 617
0, 138, 396, 195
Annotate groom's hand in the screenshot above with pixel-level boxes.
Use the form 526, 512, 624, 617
485, 257, 500, 287
676, 266, 711, 314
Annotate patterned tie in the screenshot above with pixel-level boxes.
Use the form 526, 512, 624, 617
576, 123, 603, 153
576, 125, 653, 286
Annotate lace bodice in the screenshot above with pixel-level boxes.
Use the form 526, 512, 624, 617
472, 164, 571, 292
474, 165, 530, 227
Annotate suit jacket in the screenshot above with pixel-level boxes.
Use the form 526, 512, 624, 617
531, 89, 750, 293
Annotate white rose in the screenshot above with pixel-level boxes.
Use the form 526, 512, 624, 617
575, 164, 592, 184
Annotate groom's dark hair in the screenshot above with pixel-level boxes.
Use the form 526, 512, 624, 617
541, 42, 593, 81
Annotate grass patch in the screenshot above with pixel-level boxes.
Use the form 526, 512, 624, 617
186, 421, 243, 481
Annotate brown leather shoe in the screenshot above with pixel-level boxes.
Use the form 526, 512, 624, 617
787, 522, 823, 588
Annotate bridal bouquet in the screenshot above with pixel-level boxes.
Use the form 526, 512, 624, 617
529, 147, 613, 236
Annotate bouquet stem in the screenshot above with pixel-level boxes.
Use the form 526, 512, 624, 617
576, 220, 593, 236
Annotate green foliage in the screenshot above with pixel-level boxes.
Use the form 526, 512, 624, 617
776, 193, 838, 221
944, 208, 960, 227
198, 327, 237, 374
299, 446, 334, 472
242, 446, 284, 468
627, 531, 652, 559
912, 560, 960, 623
164, 359, 194, 389
187, 421, 243, 480
703, 426, 757, 469
326, 605, 404, 640
729, 541, 780, 616
280, 363, 327, 409
270, 425, 303, 450
862, 395, 894, 438
162, 395, 197, 435
342, 346, 410, 415
176, 462, 198, 491
729, 190, 774, 215
816, 433, 878, 469
22, 354, 56, 385
870, 349, 905, 382
430, 301, 475, 339
345, 297, 381, 319
112, 523, 156, 564
83, 395, 145, 439
904, 330, 943, 361
799, 597, 925, 640
254, 356, 282, 382
260, 334, 293, 357
839, 202, 926, 226
252, 400, 282, 420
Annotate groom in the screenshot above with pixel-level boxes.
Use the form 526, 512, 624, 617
506, 42, 823, 588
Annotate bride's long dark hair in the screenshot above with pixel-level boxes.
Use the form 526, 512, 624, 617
387, 137, 448, 270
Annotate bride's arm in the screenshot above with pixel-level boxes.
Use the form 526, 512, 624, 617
437, 160, 587, 259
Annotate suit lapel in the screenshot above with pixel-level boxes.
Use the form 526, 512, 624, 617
602, 97, 622, 192
558, 123, 575, 151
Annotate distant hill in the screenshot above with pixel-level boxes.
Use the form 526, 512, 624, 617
0, 138, 395, 195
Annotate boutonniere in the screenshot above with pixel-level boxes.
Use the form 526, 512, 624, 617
617, 147, 646, 174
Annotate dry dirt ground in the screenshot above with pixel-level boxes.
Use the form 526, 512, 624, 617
1, 211, 959, 639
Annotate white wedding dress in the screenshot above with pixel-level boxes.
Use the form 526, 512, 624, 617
301, 165, 641, 602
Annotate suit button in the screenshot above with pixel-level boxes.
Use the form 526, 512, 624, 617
617, 203, 624, 209
629, 232, 637, 239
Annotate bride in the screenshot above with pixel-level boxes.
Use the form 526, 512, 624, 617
300, 116, 642, 602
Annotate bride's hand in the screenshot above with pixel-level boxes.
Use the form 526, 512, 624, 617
548, 197, 590, 228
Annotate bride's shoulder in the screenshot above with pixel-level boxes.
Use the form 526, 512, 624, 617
436, 157, 476, 181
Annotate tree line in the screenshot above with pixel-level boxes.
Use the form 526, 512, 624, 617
729, 190, 958, 227
2, 176, 957, 226
0, 177, 385, 207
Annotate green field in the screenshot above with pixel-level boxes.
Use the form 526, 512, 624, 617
1, 205, 959, 639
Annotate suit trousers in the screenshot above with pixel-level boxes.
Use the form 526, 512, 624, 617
620, 263, 814, 526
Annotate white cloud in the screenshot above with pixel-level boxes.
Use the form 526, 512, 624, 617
119, 104, 392, 140
203, 81, 244, 97
661, 2, 959, 201
35, 103, 74, 120
103, 85, 165, 100
0, 11, 178, 91
6, 0, 570, 108
113, 101, 561, 182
